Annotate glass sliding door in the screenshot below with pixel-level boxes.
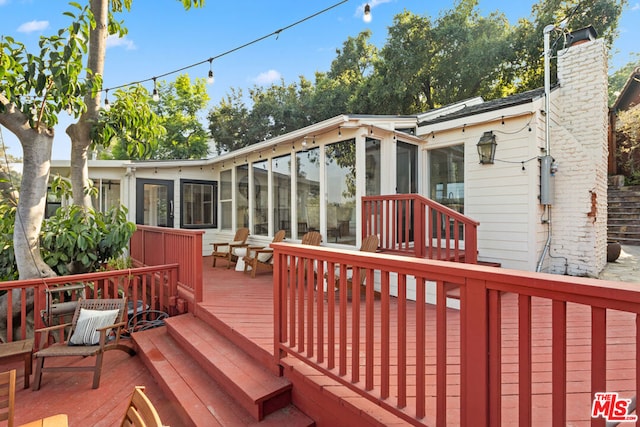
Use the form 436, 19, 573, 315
136, 179, 174, 227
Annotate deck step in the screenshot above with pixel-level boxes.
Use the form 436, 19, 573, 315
165, 314, 295, 422
133, 324, 314, 427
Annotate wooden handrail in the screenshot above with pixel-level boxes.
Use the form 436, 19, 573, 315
362, 194, 479, 263
0, 264, 179, 346
272, 243, 637, 426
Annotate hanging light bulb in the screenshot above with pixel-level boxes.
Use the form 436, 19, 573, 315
363, 4, 372, 23
207, 58, 215, 85
152, 77, 159, 102
104, 89, 110, 111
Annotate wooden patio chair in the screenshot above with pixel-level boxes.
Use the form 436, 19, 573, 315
333, 234, 379, 299
210, 227, 250, 268
0, 369, 16, 427
243, 230, 286, 278
32, 298, 135, 390
120, 386, 163, 427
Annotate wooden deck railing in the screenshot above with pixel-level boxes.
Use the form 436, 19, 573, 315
130, 225, 204, 306
272, 242, 639, 426
0, 264, 178, 347
362, 194, 478, 263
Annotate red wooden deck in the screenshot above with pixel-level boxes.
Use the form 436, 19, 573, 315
3, 256, 637, 426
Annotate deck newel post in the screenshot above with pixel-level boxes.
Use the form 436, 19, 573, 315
461, 277, 489, 427
272, 246, 286, 366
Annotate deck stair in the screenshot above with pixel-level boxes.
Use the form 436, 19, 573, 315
608, 185, 640, 245
133, 314, 314, 427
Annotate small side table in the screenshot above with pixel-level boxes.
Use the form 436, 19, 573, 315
234, 247, 248, 272
0, 338, 34, 389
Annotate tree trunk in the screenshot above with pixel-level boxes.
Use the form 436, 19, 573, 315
66, 0, 108, 209
0, 96, 56, 341
14, 132, 57, 279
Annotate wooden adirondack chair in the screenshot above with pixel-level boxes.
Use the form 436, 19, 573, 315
120, 386, 163, 427
333, 234, 379, 299
32, 298, 135, 390
210, 228, 250, 268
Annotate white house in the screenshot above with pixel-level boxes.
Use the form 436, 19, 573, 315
51, 33, 609, 277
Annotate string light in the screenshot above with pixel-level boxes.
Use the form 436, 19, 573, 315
99, 1, 349, 97
103, 89, 110, 111
152, 78, 159, 102
363, 3, 372, 23
207, 58, 215, 85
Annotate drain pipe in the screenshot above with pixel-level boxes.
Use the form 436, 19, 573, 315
536, 24, 556, 273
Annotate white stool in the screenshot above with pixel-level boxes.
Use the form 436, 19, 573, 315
234, 247, 248, 272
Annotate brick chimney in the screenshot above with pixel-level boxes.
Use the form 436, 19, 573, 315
549, 33, 608, 276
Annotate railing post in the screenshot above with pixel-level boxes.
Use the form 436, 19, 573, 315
461, 278, 489, 426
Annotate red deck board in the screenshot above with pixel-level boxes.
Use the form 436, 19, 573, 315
5, 255, 637, 426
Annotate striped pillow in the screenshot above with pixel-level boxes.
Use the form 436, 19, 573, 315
69, 308, 119, 346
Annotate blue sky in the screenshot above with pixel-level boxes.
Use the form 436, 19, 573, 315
1, 0, 639, 160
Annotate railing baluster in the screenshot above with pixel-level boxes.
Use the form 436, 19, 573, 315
552, 300, 567, 426
519, 294, 532, 427
381, 271, 390, 399
591, 306, 607, 427
489, 289, 502, 427
365, 268, 374, 391
416, 276, 426, 419
398, 273, 407, 409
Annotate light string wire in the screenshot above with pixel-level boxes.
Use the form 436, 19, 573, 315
102, 0, 350, 94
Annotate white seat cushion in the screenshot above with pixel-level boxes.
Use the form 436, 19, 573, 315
69, 308, 119, 346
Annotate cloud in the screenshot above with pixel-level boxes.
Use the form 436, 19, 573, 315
0, 0, 8, 6
632, 2, 640, 11
17, 20, 49, 33
253, 69, 281, 85
106, 34, 136, 50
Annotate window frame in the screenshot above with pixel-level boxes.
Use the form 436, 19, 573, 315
180, 179, 218, 229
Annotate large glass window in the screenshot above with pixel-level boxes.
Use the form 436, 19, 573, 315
91, 179, 120, 213
326, 139, 356, 245
429, 145, 465, 214
396, 141, 418, 194
219, 170, 232, 229
365, 138, 381, 196
236, 165, 249, 229
272, 154, 291, 238
296, 148, 320, 239
252, 160, 269, 235
181, 179, 217, 228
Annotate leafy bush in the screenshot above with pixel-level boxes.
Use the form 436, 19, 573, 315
0, 201, 18, 281
40, 205, 136, 275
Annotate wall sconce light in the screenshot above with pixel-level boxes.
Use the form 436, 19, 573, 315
477, 131, 497, 164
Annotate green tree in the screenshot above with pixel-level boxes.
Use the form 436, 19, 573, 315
1, 4, 94, 280
68, 0, 203, 207
101, 74, 209, 160
93, 85, 166, 159
512, 0, 626, 92
207, 88, 250, 154
609, 54, 640, 105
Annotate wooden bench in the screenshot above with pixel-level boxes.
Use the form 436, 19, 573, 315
0, 338, 34, 389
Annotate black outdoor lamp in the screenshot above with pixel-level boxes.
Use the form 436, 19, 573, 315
477, 131, 497, 164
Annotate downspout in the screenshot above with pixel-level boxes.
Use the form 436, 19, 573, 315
536, 24, 556, 273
